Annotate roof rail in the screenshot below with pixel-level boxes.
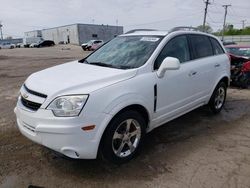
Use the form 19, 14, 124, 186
125, 29, 157, 34
169, 26, 200, 33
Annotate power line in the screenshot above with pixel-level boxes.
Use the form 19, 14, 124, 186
124, 11, 203, 27
207, 13, 221, 24
232, 5, 250, 10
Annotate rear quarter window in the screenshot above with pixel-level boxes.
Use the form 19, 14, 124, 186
189, 35, 213, 59
210, 37, 224, 55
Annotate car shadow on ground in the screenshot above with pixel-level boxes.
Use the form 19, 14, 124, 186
41, 105, 229, 181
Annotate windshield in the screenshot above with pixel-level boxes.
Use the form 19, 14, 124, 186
84, 35, 163, 69
226, 47, 250, 58
87, 40, 94, 45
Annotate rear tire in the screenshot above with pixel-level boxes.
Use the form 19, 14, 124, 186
100, 110, 146, 164
209, 82, 227, 114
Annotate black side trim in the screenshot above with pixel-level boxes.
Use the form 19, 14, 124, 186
154, 84, 157, 112
24, 84, 47, 98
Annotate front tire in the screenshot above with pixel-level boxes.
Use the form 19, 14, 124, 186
100, 110, 146, 164
209, 82, 227, 114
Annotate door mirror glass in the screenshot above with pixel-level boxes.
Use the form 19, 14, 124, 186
157, 57, 180, 78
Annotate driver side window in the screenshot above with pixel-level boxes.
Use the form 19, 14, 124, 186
154, 35, 190, 69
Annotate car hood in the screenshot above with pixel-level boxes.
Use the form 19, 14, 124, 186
25, 61, 137, 98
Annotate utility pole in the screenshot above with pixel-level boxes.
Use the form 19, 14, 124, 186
202, 0, 211, 32
222, 4, 231, 42
241, 20, 246, 29
0, 21, 3, 40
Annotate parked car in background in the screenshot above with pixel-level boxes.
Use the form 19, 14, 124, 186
15, 28, 230, 164
81, 40, 92, 50
90, 41, 104, 51
0, 42, 15, 49
30, 43, 38, 48
37, 40, 55, 48
223, 41, 237, 46
81, 40, 103, 51
16, 43, 24, 48
225, 45, 250, 88
225, 45, 250, 59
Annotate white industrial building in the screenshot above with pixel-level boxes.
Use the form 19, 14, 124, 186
24, 23, 123, 45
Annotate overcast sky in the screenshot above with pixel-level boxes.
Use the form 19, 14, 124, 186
0, 0, 249, 38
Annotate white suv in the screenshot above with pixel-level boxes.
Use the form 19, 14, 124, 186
0, 42, 15, 49
15, 28, 230, 164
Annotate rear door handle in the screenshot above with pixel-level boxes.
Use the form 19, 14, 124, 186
215, 63, 220, 67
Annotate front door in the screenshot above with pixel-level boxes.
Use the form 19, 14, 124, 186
153, 35, 202, 125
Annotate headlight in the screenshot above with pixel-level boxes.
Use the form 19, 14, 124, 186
47, 95, 88, 117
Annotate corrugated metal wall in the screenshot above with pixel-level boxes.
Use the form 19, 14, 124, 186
42, 24, 79, 44
78, 24, 123, 44
25, 24, 124, 45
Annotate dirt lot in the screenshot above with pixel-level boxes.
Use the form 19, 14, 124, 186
0, 46, 250, 188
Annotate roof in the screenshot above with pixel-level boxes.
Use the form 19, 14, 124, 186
121, 29, 215, 38
121, 30, 169, 36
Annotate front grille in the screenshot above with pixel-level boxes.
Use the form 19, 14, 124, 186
21, 96, 42, 111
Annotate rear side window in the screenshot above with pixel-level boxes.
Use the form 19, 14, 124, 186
189, 35, 213, 59
210, 38, 224, 55
154, 35, 190, 69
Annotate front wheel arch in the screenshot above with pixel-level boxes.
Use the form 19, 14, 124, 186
98, 105, 149, 163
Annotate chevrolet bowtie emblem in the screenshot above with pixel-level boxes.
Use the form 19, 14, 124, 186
23, 92, 29, 99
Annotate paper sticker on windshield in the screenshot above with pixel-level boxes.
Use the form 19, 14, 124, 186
140, 37, 159, 42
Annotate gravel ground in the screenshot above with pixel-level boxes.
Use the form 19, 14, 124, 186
0, 46, 250, 188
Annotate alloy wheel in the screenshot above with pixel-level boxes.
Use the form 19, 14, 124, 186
214, 87, 225, 110
112, 119, 141, 158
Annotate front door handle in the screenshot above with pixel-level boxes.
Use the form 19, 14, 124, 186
215, 63, 220, 67
189, 71, 197, 77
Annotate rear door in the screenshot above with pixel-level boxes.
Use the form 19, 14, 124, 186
209, 37, 228, 85
187, 34, 217, 96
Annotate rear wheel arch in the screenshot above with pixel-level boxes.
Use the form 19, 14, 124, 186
209, 78, 228, 114
210, 76, 229, 97
220, 76, 229, 87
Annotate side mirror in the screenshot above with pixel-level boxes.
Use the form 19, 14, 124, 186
157, 57, 180, 78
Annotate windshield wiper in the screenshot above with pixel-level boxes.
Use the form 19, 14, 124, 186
78, 58, 89, 64
89, 62, 114, 68
116, 65, 135, 69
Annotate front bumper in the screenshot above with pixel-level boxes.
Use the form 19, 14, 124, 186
14, 99, 112, 159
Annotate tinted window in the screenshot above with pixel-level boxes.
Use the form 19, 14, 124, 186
154, 35, 190, 69
210, 38, 224, 55
189, 35, 213, 59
